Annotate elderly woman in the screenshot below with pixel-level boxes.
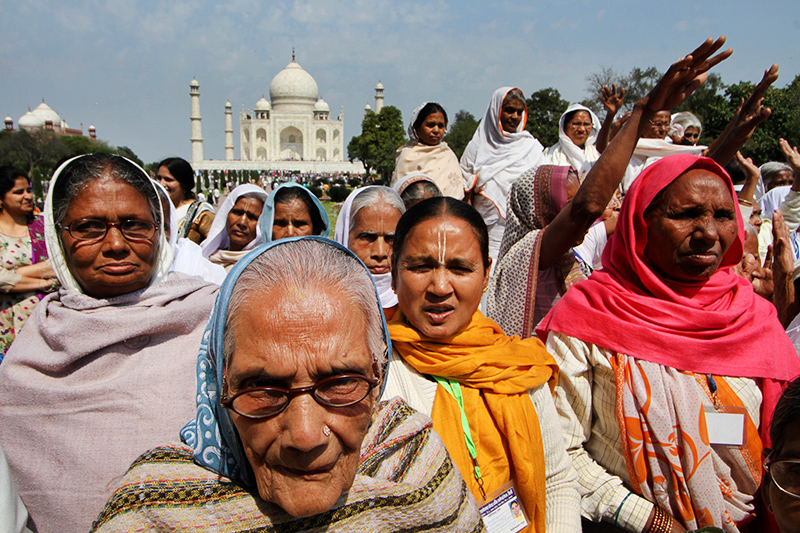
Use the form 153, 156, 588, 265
259, 182, 329, 242
763, 376, 800, 533
382, 196, 580, 532
543, 104, 603, 175
0, 166, 57, 358
200, 183, 268, 271
392, 102, 464, 199
156, 157, 214, 243
539, 153, 800, 532
392, 172, 442, 209
91, 237, 484, 531
0, 153, 217, 533
334, 186, 405, 318
461, 87, 545, 269
671, 111, 703, 145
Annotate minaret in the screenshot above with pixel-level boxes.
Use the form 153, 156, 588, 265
190, 78, 204, 164
374, 82, 384, 113
224, 101, 234, 161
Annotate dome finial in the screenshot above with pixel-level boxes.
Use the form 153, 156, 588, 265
292, 47, 295, 62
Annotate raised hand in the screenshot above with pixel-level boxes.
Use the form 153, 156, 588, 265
780, 138, 800, 173
644, 36, 733, 112
723, 65, 779, 146
599, 83, 625, 115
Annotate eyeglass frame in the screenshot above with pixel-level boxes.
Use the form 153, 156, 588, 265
57, 218, 157, 242
221, 373, 380, 419
648, 118, 670, 129
764, 450, 800, 499
567, 121, 594, 129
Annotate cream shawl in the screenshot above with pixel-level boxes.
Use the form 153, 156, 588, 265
542, 103, 602, 175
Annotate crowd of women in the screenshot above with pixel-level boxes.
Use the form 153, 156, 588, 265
1, 36, 800, 533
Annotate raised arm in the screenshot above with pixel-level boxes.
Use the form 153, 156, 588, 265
538, 37, 732, 271
595, 84, 626, 153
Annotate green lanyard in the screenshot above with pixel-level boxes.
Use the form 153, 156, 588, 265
433, 376, 486, 499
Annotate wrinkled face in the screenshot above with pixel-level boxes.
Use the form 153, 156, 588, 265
500, 97, 526, 134
565, 110, 593, 147
226, 285, 375, 517
643, 110, 671, 139
348, 201, 402, 276
2, 177, 33, 216
765, 423, 800, 533
226, 197, 264, 252
682, 126, 700, 145
415, 111, 446, 146
750, 205, 763, 231
273, 199, 314, 241
156, 166, 186, 206
644, 170, 738, 282
768, 170, 795, 191
61, 178, 158, 298
393, 216, 489, 338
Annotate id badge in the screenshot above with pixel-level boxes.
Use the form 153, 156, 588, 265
703, 405, 746, 446
478, 480, 528, 533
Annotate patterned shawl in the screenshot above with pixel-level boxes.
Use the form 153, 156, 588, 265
92, 399, 485, 532
27, 214, 49, 301
389, 310, 557, 532
488, 165, 586, 338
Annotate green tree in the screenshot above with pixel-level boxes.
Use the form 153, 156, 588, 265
443, 110, 479, 159
115, 146, 144, 167
584, 66, 660, 114
525, 88, 569, 147
0, 129, 70, 178
348, 106, 406, 180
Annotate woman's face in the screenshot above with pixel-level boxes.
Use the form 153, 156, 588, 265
61, 178, 158, 298
565, 110, 593, 148
643, 110, 671, 139
2, 177, 33, 217
393, 215, 489, 338
415, 111, 446, 146
226, 197, 264, 252
500, 97, 526, 134
272, 198, 314, 241
348, 201, 402, 276
226, 284, 376, 517
765, 423, 800, 533
644, 169, 738, 282
750, 205, 763, 232
682, 126, 700, 145
769, 170, 795, 191
156, 166, 186, 206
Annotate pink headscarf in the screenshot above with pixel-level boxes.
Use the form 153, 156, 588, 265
538, 154, 799, 427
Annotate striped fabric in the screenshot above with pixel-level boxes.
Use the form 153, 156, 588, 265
92, 398, 485, 533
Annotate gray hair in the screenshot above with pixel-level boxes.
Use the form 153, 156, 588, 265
52, 153, 161, 229
236, 191, 266, 204
400, 181, 441, 209
672, 112, 702, 136
222, 239, 387, 379
761, 162, 794, 186
349, 187, 405, 232
504, 89, 525, 105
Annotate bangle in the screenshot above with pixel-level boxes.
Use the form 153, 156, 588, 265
649, 507, 672, 533
614, 493, 633, 528
738, 198, 753, 206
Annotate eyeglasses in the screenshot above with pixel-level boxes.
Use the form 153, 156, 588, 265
764, 455, 800, 499
568, 122, 593, 129
221, 374, 379, 419
648, 119, 670, 128
58, 218, 157, 242
683, 132, 700, 139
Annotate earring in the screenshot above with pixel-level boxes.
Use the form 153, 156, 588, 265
482, 286, 488, 293
322, 425, 331, 437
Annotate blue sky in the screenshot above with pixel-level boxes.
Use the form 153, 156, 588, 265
2, 1, 798, 165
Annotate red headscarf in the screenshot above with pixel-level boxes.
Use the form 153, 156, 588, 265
538, 154, 800, 427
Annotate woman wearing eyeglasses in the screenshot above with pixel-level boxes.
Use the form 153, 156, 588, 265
764, 377, 800, 533
543, 104, 603, 175
0, 153, 218, 533
92, 237, 484, 532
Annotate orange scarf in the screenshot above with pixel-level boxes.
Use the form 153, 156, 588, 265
389, 310, 557, 533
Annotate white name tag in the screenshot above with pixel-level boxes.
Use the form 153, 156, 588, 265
478, 481, 528, 533
704, 409, 745, 446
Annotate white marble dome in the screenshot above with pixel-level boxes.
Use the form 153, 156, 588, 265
314, 99, 330, 112
269, 60, 319, 104
18, 110, 42, 128
32, 102, 61, 124
255, 97, 271, 111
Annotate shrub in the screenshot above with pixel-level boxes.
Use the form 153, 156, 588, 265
328, 186, 352, 203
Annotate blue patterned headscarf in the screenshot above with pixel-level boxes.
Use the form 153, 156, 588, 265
258, 183, 330, 243
180, 236, 390, 486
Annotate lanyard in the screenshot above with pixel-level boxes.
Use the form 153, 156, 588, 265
433, 376, 486, 499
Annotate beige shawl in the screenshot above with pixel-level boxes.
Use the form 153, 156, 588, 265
392, 141, 465, 199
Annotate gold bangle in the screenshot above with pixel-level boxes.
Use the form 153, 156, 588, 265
649, 507, 672, 533
738, 198, 753, 206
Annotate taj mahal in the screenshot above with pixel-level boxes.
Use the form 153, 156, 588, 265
189, 53, 376, 174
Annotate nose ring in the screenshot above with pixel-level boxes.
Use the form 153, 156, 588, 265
322, 425, 331, 437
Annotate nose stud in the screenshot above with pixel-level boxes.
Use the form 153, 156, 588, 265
322, 425, 331, 437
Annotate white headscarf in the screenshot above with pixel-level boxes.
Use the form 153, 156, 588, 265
460, 87, 544, 218
544, 103, 601, 174
407, 102, 432, 141
44, 155, 173, 294
334, 186, 403, 309
199, 184, 268, 259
